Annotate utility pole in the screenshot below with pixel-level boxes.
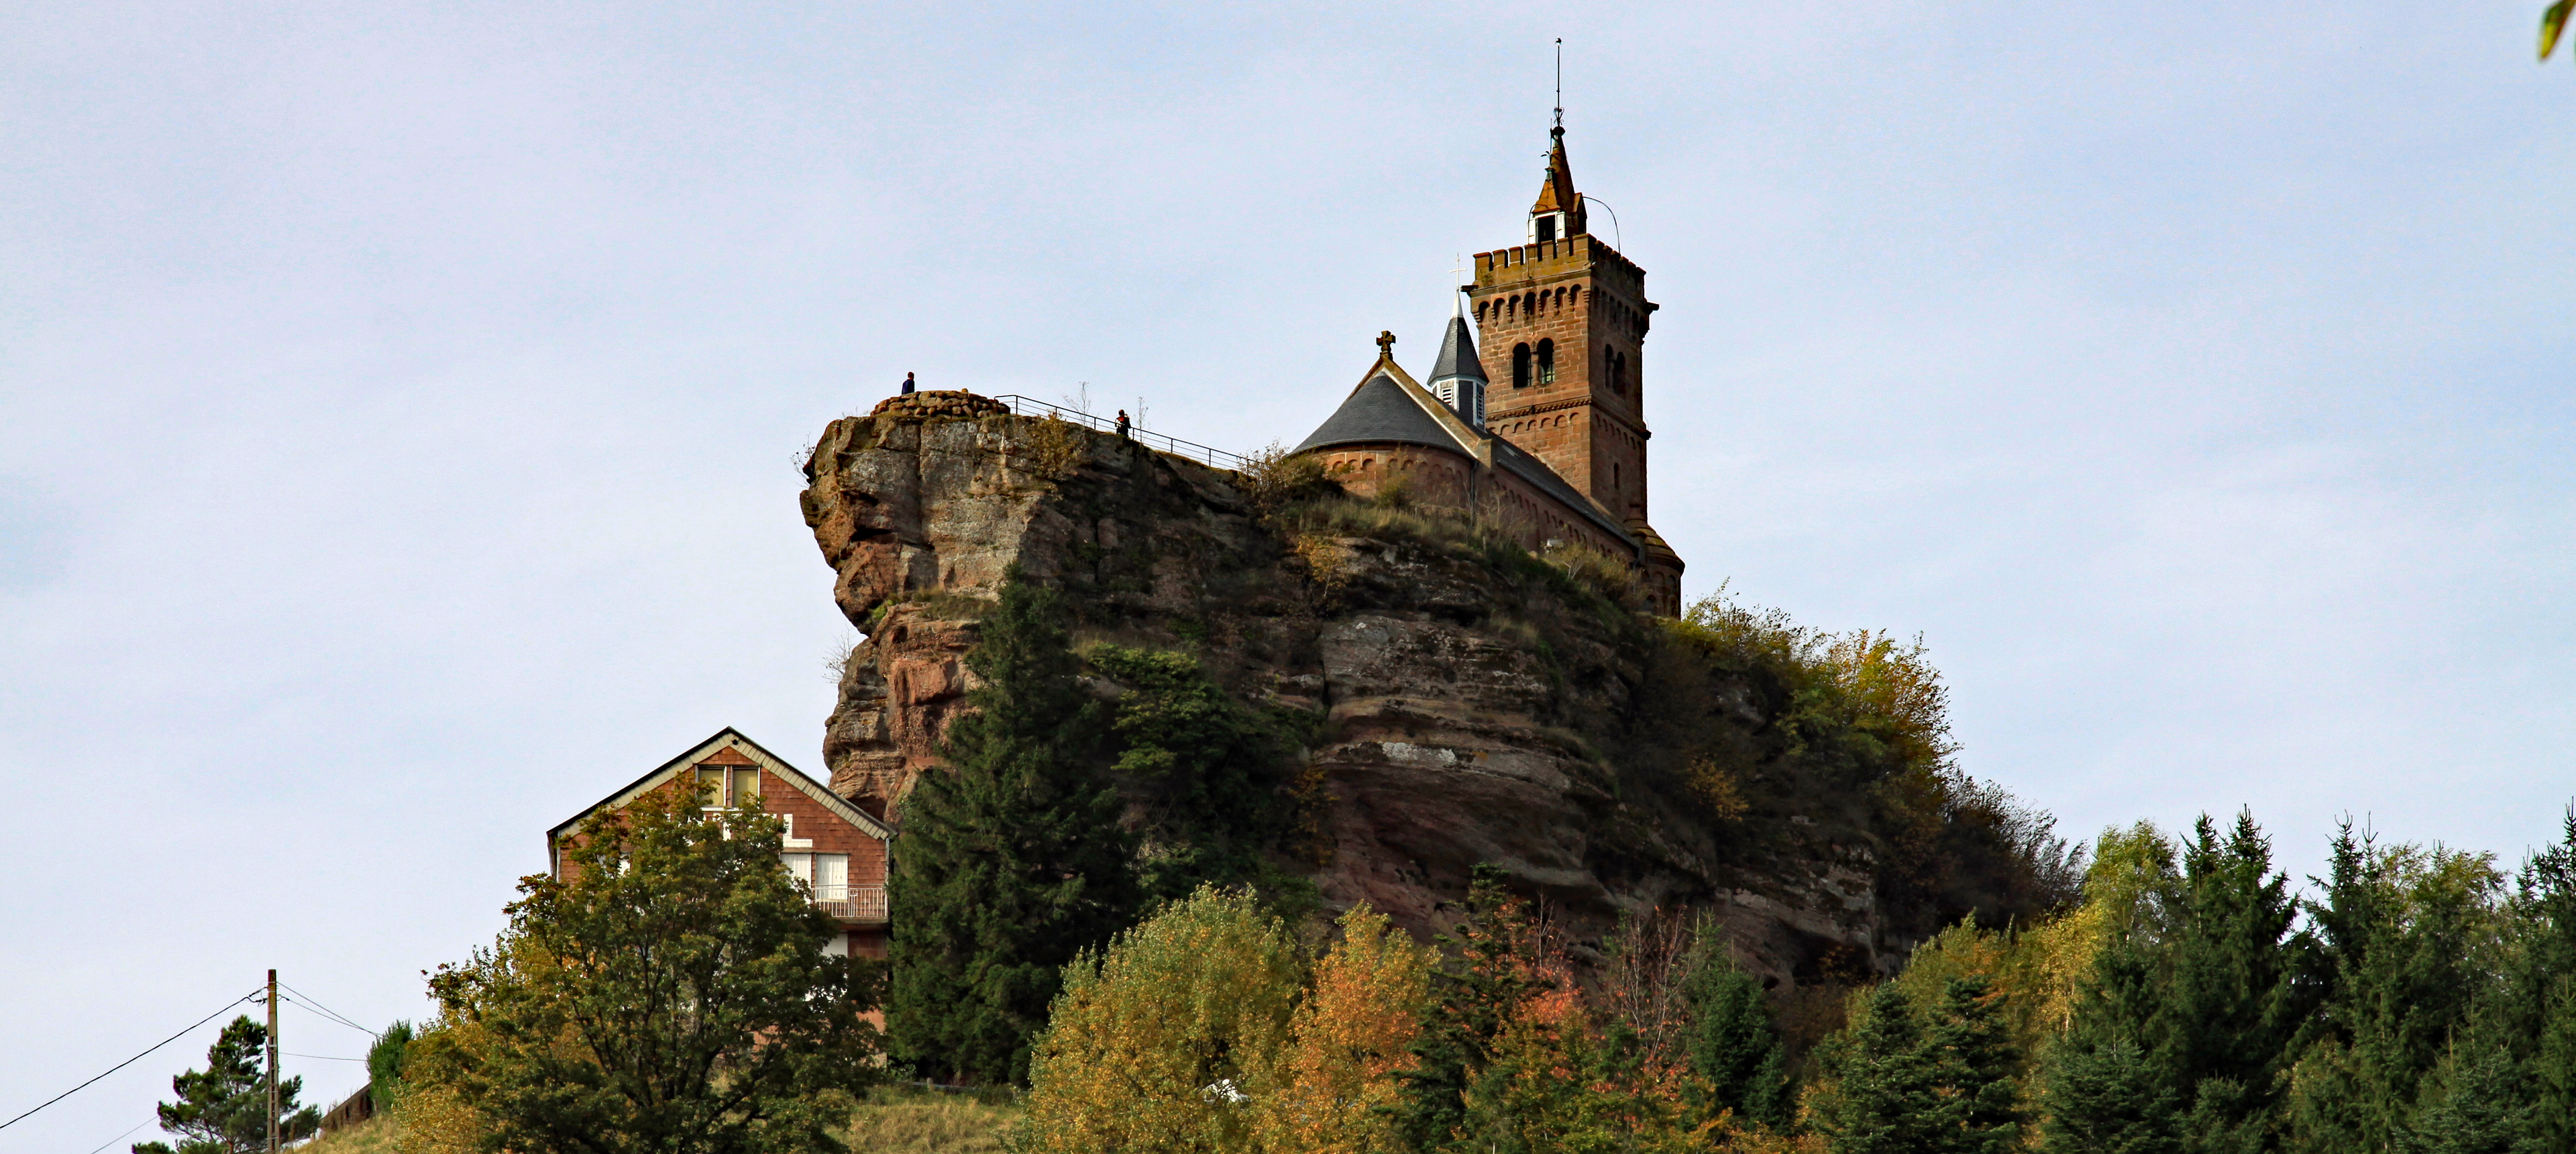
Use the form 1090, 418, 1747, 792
266, 969, 279, 1154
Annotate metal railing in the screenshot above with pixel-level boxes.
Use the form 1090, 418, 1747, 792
990, 395, 1252, 472
810, 882, 888, 924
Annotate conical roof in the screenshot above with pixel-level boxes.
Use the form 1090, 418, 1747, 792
1530, 128, 1580, 217
1428, 304, 1487, 384
1293, 373, 1472, 456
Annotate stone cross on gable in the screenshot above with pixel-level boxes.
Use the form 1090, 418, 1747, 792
1376, 330, 1396, 357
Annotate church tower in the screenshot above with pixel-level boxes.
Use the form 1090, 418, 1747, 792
1468, 125, 1657, 538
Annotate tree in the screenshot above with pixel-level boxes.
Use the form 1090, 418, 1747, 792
1925, 976, 2025, 1154
1021, 886, 1304, 1153
1678, 921, 1789, 1129
1250, 903, 1432, 1154
133, 1016, 319, 1154
367, 1020, 414, 1114
412, 784, 882, 1154
1393, 865, 1544, 1152
1811, 984, 1947, 1154
2043, 1037, 2178, 1154
1089, 643, 1300, 900
885, 574, 1137, 1084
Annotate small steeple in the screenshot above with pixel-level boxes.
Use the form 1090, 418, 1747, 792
1527, 134, 1589, 245
1426, 292, 1489, 428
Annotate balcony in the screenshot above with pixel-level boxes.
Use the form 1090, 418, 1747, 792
810, 882, 888, 925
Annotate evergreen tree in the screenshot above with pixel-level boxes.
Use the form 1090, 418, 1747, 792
2284, 828, 2504, 1153
1392, 864, 1542, 1153
2161, 812, 2315, 1131
366, 1020, 412, 1114
1678, 921, 1789, 1127
1812, 984, 1948, 1154
2043, 1037, 2179, 1154
1087, 643, 1297, 900
134, 1016, 319, 1154
1928, 975, 2026, 1154
885, 574, 1136, 1085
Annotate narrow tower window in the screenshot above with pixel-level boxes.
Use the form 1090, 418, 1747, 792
1512, 343, 1532, 389
1536, 215, 1558, 244
1536, 339, 1556, 384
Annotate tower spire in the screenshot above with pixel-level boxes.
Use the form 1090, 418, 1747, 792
1553, 38, 1563, 136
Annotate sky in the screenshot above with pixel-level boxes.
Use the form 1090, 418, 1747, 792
4, 0, 2572, 1146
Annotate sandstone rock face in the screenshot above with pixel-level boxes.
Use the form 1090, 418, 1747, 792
800, 403, 1895, 988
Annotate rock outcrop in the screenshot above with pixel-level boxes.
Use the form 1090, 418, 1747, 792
800, 396, 1895, 989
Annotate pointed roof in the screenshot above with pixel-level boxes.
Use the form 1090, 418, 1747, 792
1293, 372, 1466, 456
547, 727, 895, 849
1530, 127, 1580, 217
1428, 298, 1487, 385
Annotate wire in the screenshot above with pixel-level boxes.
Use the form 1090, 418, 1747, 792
82, 1119, 151, 1154
0, 988, 260, 1133
276, 984, 375, 1039
282, 1053, 366, 1062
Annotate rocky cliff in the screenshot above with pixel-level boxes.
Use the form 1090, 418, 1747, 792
799, 393, 1947, 991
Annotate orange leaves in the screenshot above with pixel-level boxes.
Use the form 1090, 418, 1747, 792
1248, 905, 1432, 1154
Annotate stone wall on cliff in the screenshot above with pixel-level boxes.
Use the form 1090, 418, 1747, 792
799, 394, 1894, 990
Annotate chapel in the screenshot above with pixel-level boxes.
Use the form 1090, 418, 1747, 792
1292, 124, 1685, 615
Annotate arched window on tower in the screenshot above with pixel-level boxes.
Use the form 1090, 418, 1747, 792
1536, 339, 1556, 384
1511, 343, 1532, 389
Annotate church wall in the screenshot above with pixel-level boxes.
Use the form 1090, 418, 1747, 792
1313, 445, 1474, 508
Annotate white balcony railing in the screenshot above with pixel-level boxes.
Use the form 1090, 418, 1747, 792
809, 882, 888, 924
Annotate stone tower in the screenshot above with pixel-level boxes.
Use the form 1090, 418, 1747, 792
1468, 125, 1657, 535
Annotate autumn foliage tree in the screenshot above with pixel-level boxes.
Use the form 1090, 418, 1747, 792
1021, 886, 1303, 1153
411, 784, 882, 1154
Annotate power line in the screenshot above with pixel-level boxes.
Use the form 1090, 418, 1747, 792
0, 988, 261, 1133
276, 984, 374, 1039
281, 1053, 365, 1063
81, 1119, 150, 1154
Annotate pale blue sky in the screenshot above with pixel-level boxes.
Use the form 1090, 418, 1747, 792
5, 1, 2572, 1146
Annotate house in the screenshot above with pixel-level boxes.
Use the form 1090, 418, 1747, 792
546, 727, 895, 958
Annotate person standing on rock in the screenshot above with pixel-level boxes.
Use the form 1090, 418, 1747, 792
1115, 409, 1130, 438
902, 372, 916, 395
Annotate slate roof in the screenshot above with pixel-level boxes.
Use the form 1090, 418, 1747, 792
1491, 434, 1635, 549
1428, 313, 1488, 384
1293, 373, 1474, 456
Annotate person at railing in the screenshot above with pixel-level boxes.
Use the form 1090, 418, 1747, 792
1116, 409, 1131, 438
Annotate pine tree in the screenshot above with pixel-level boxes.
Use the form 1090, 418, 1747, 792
1929, 975, 2026, 1154
2159, 812, 2314, 1131
1392, 864, 1542, 1153
1678, 921, 1790, 1127
885, 574, 1136, 1085
1812, 983, 1948, 1154
134, 1016, 319, 1154
2043, 1035, 2179, 1154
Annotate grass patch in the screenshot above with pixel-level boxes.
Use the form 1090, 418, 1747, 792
843, 1083, 1022, 1153
297, 1115, 399, 1154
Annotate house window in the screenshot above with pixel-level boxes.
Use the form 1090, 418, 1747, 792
782, 852, 853, 902
1536, 339, 1556, 384
695, 765, 761, 808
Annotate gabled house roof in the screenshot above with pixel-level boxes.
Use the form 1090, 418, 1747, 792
547, 727, 894, 850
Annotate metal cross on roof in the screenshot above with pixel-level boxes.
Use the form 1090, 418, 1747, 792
1377, 330, 1396, 357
